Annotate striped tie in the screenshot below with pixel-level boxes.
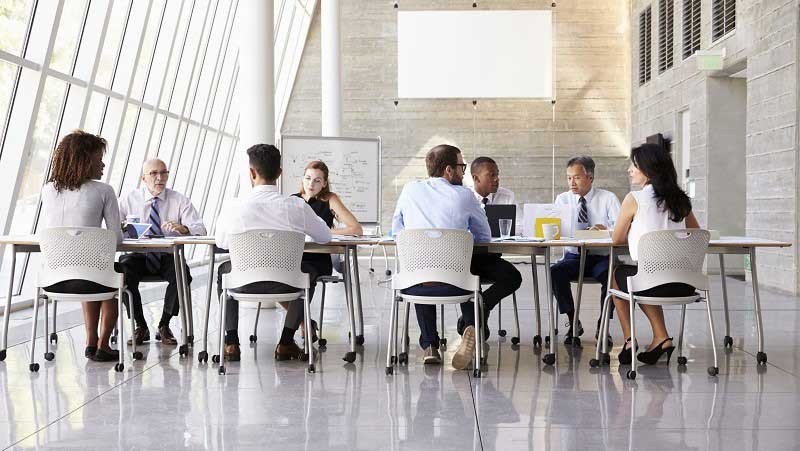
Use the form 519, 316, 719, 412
578, 196, 589, 228
145, 197, 162, 273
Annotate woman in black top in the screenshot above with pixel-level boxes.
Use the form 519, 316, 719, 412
292, 161, 362, 339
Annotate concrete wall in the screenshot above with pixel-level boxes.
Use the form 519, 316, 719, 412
631, 0, 799, 292
281, 0, 632, 229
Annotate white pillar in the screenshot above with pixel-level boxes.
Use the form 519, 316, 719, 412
239, 0, 274, 191
321, 0, 342, 136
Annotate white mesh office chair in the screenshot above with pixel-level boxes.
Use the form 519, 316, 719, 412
32, 227, 135, 373
209, 230, 314, 375
590, 229, 719, 379
387, 229, 484, 378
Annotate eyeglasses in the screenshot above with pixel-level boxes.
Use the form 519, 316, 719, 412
146, 170, 170, 178
453, 164, 467, 172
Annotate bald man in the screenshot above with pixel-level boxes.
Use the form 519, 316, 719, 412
118, 159, 207, 346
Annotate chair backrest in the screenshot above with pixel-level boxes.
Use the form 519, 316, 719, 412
226, 229, 309, 290
393, 229, 478, 291
630, 229, 710, 292
38, 227, 121, 289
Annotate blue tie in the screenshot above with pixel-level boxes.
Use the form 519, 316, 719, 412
145, 197, 162, 273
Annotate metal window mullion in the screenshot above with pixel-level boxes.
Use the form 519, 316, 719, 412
276, 0, 316, 129
208, 124, 239, 237
0, 0, 66, 285
0, 49, 41, 71
43, 68, 88, 87
78, 0, 115, 128
167, 1, 213, 186
163, 0, 197, 172
67, 0, 92, 76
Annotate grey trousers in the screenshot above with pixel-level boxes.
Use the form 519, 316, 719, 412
216, 260, 323, 332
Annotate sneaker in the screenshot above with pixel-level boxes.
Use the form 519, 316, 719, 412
452, 325, 476, 370
564, 320, 584, 344
423, 346, 442, 364
457, 315, 490, 342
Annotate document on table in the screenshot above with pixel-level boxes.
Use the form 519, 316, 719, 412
490, 236, 545, 243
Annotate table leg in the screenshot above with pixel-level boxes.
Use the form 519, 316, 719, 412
1, 245, 16, 361
179, 246, 194, 343
749, 248, 767, 365
351, 246, 365, 346
543, 247, 556, 365
172, 246, 189, 358
571, 246, 587, 347
718, 254, 733, 349
530, 253, 542, 347
342, 247, 357, 363
200, 247, 215, 360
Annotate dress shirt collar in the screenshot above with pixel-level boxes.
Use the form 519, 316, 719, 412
571, 186, 596, 203
251, 184, 279, 193
142, 186, 167, 203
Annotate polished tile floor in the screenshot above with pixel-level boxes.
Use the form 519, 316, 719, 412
1, 260, 800, 450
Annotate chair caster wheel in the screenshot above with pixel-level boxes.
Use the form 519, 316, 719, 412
398, 352, 408, 364
472, 369, 481, 378
44, 352, 54, 361
498, 329, 507, 337
219, 366, 226, 375
110, 336, 117, 345
198, 351, 208, 363
114, 363, 124, 373
677, 356, 688, 365
757, 352, 767, 365
589, 358, 600, 368
385, 270, 392, 277
601, 353, 611, 365
179, 345, 188, 357
545, 335, 550, 345
319, 338, 327, 347
133, 351, 143, 360
49, 333, 58, 344
29, 363, 40, 372
0, 350, 5, 361
355, 335, 365, 346
212, 355, 220, 363
542, 353, 555, 365
533, 336, 542, 347
308, 364, 316, 373
707, 366, 719, 376
626, 370, 636, 380
249, 335, 257, 343
723, 336, 733, 348
343, 352, 356, 363
441, 338, 448, 347
385, 366, 393, 375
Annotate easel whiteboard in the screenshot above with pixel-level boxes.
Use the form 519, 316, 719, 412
280, 136, 381, 223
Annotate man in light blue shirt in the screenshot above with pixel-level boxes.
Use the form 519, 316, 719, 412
393, 144, 518, 370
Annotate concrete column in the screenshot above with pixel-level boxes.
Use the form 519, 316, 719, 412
321, 0, 342, 136
239, 0, 274, 191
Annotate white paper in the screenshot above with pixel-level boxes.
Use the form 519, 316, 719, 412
522, 203, 575, 237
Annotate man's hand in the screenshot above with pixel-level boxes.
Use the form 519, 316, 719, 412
162, 221, 189, 235
589, 224, 607, 231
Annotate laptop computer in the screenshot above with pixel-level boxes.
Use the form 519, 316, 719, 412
484, 204, 516, 238
123, 223, 153, 239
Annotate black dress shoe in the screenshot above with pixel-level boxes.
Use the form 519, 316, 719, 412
92, 348, 120, 362
127, 326, 150, 346
564, 320, 584, 344
618, 337, 634, 365
637, 337, 675, 365
84, 346, 98, 359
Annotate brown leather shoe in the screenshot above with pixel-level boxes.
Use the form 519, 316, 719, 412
126, 326, 150, 346
158, 325, 178, 345
224, 344, 241, 361
274, 341, 307, 361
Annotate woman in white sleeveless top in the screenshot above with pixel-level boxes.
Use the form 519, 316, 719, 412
610, 144, 700, 366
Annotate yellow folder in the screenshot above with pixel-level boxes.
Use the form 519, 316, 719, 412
534, 217, 561, 239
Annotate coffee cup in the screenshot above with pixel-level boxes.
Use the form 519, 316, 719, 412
542, 223, 559, 240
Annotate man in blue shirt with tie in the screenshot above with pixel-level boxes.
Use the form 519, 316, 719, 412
393, 144, 521, 370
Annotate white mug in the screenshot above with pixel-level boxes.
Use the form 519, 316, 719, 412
542, 223, 559, 240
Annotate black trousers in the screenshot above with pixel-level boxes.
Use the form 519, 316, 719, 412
550, 252, 612, 319
118, 253, 191, 328
406, 253, 522, 349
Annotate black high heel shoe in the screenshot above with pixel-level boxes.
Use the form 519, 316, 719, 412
637, 337, 675, 365
618, 337, 634, 365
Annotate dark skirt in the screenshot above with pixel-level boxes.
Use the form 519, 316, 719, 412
614, 264, 696, 297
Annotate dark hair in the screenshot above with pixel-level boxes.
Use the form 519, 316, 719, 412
426, 144, 461, 177
247, 144, 281, 181
299, 160, 332, 201
566, 156, 595, 177
470, 156, 497, 174
49, 130, 107, 192
631, 143, 692, 222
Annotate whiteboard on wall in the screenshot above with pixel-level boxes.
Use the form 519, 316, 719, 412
397, 10, 553, 99
280, 136, 381, 223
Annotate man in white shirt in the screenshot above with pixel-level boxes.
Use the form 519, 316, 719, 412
551, 156, 621, 345
470, 156, 515, 206
118, 159, 207, 346
215, 144, 331, 361
393, 144, 520, 370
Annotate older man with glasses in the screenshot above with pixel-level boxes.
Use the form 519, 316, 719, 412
118, 158, 207, 346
